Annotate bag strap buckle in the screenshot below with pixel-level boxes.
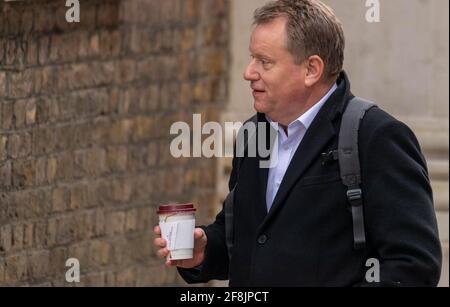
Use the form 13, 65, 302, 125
347, 188, 362, 203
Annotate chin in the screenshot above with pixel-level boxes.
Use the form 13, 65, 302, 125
253, 101, 271, 114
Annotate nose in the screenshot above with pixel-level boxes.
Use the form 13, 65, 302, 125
244, 59, 259, 81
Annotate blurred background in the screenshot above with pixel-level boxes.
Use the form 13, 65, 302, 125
0, 0, 448, 287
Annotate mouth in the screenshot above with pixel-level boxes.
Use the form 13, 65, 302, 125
252, 88, 266, 96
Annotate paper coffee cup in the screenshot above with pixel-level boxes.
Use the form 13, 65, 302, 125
157, 204, 196, 260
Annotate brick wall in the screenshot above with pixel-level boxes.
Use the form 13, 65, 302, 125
0, 0, 229, 286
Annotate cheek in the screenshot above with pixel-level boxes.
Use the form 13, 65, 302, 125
280, 76, 304, 99
267, 82, 291, 101
262, 76, 282, 95
261, 68, 301, 101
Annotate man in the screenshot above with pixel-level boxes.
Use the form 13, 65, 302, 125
154, 0, 442, 286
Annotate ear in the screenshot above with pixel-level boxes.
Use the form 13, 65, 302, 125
304, 55, 325, 87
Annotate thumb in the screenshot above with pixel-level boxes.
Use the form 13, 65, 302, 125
194, 228, 205, 240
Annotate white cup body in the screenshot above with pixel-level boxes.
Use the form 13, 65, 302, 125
159, 212, 195, 260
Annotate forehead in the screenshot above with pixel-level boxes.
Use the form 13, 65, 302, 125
250, 17, 288, 53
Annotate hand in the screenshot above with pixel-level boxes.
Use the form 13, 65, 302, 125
153, 225, 207, 268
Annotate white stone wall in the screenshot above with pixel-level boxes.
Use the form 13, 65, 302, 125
219, 0, 449, 286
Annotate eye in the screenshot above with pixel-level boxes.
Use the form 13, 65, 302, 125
250, 55, 272, 69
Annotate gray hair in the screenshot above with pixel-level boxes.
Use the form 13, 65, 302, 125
254, 0, 345, 81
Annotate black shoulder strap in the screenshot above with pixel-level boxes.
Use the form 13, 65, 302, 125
225, 115, 258, 261
339, 97, 376, 250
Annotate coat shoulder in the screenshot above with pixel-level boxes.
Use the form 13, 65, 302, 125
359, 106, 416, 141
362, 106, 399, 131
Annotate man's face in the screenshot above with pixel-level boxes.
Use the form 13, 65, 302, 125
244, 17, 308, 123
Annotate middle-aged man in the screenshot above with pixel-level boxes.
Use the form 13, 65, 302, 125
154, 0, 442, 286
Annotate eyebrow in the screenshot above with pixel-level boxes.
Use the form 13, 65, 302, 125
251, 52, 274, 61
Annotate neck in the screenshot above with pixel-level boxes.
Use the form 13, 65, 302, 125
277, 82, 335, 127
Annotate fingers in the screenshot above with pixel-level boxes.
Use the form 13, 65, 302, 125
154, 226, 169, 260
153, 225, 161, 235
156, 226, 205, 268
157, 247, 170, 259
153, 237, 166, 248
153, 226, 166, 249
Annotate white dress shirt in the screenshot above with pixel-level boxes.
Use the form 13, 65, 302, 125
266, 83, 338, 211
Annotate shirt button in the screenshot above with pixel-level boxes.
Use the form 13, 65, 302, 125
258, 235, 268, 244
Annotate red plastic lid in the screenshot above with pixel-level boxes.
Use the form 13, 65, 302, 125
157, 203, 196, 215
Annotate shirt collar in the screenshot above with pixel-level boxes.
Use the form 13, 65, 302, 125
296, 83, 338, 130
266, 83, 338, 132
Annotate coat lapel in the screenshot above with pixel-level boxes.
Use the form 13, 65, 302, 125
258, 161, 269, 214
258, 113, 336, 228
255, 112, 273, 216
